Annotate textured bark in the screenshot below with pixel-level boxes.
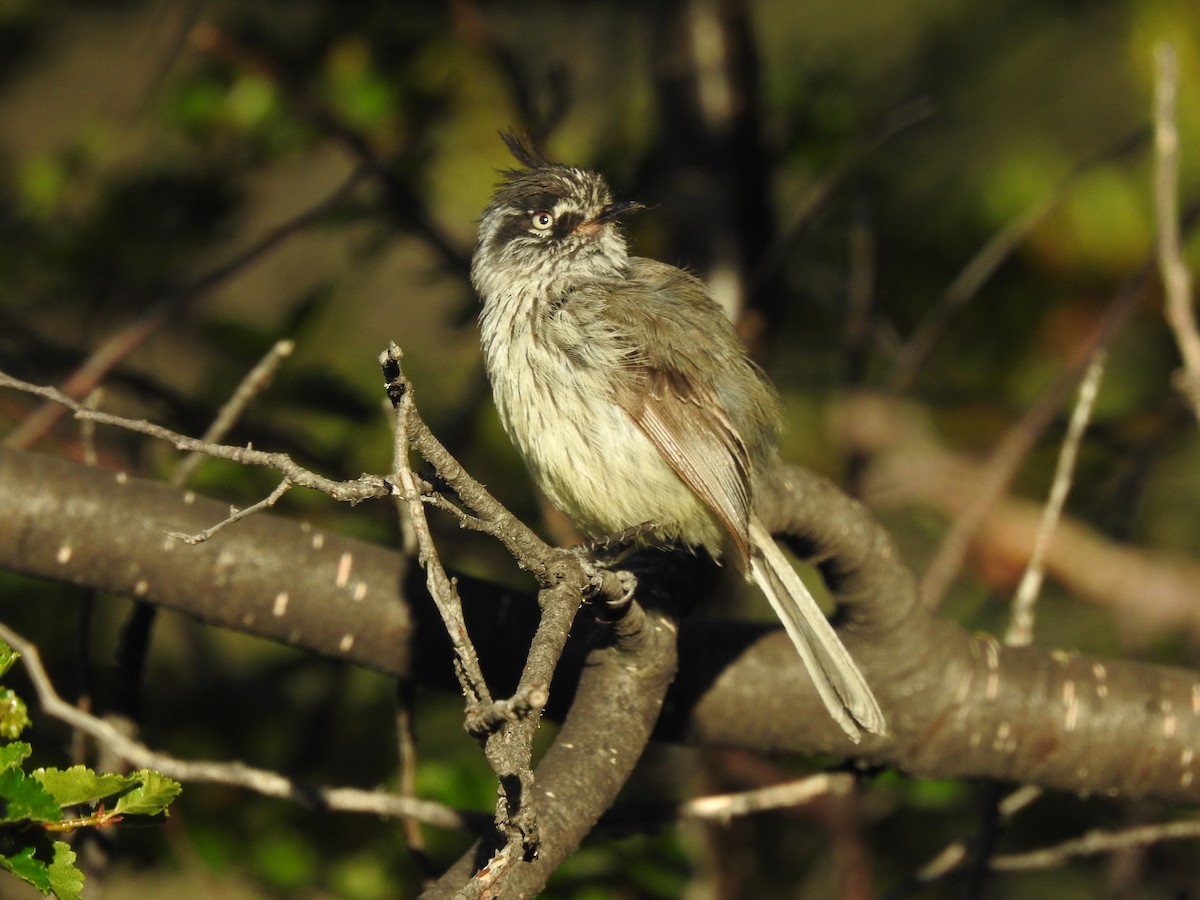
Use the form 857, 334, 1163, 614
2, 445, 1199, 811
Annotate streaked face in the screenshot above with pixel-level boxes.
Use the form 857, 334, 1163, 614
471, 164, 632, 296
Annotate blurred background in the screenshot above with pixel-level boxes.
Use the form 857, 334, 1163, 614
0, 0, 1198, 897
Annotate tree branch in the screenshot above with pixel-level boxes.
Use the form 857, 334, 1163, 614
2, 446, 1199, 808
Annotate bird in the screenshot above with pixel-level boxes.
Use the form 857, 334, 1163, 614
470, 133, 884, 741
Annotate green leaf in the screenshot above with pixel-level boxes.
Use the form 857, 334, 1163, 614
110, 770, 181, 817
0, 845, 52, 893
0, 768, 62, 824
0, 640, 17, 679
0, 743, 30, 772
32, 766, 130, 808
0, 688, 29, 741
48, 840, 83, 900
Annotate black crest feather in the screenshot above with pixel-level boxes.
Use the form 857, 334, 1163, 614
500, 131, 555, 171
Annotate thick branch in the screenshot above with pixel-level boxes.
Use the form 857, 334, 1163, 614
2, 447, 1200, 805
424, 558, 686, 898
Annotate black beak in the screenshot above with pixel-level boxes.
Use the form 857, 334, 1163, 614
593, 200, 645, 223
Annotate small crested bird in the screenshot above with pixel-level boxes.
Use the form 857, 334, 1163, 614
471, 133, 884, 741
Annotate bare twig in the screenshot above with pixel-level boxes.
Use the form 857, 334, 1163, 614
379, 341, 623, 875
1005, 350, 1107, 646
681, 773, 854, 822
1154, 42, 1200, 419
904, 786, 1043, 889
382, 345, 492, 709
889, 128, 1145, 394
904, 811, 1200, 892
4, 170, 363, 450
173, 339, 295, 486
0, 371, 389, 507
0, 620, 480, 831
752, 98, 936, 292
464, 683, 549, 738
167, 478, 294, 544
395, 683, 432, 870
837, 392, 1200, 641
991, 819, 1200, 872
919, 264, 1148, 609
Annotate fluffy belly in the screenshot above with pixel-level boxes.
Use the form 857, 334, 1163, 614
488, 337, 721, 551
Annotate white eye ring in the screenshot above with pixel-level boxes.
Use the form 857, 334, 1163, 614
531, 210, 554, 231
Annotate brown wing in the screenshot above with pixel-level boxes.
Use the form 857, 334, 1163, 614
616, 369, 754, 563
600, 259, 776, 565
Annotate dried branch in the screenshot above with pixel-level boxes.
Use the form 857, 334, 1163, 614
918, 262, 1149, 609
425, 564, 683, 899
0, 371, 390, 508
991, 819, 1200, 872
894, 800, 1200, 894
167, 477, 295, 544
172, 339, 295, 486
1154, 42, 1200, 418
380, 342, 608, 877
383, 346, 492, 709
4, 169, 364, 450
888, 128, 1146, 394
836, 392, 1200, 643
680, 772, 854, 822
0, 620, 479, 831
1005, 350, 1107, 646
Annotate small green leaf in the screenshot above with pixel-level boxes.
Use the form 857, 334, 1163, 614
32, 766, 130, 808
0, 768, 62, 824
0, 641, 17, 679
0, 845, 52, 893
0, 688, 29, 741
111, 770, 181, 817
0, 743, 31, 772
48, 840, 83, 900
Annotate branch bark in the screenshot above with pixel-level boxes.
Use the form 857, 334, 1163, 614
2, 446, 1199, 813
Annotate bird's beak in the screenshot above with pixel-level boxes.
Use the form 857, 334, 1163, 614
592, 200, 645, 224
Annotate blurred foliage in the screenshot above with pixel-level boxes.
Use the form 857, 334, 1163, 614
0, 0, 1197, 897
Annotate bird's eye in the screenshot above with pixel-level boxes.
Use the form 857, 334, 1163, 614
531, 210, 555, 231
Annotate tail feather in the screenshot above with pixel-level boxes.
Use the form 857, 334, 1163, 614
748, 518, 886, 742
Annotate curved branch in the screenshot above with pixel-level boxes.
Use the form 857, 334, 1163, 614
1, 447, 1199, 807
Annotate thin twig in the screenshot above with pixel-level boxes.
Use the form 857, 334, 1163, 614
1005, 350, 1107, 646
1154, 42, 1200, 419
990, 819, 1200, 872
681, 773, 854, 822
5, 170, 364, 450
379, 342, 604, 869
167, 478, 294, 544
395, 683, 433, 871
382, 345, 491, 708
889, 128, 1145, 394
752, 98, 936, 292
0, 371, 389, 506
919, 264, 1149, 608
173, 339, 295, 486
885, 785, 1044, 899
0, 620, 480, 831
464, 683, 549, 738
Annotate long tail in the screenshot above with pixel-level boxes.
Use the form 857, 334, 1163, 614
748, 517, 886, 742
